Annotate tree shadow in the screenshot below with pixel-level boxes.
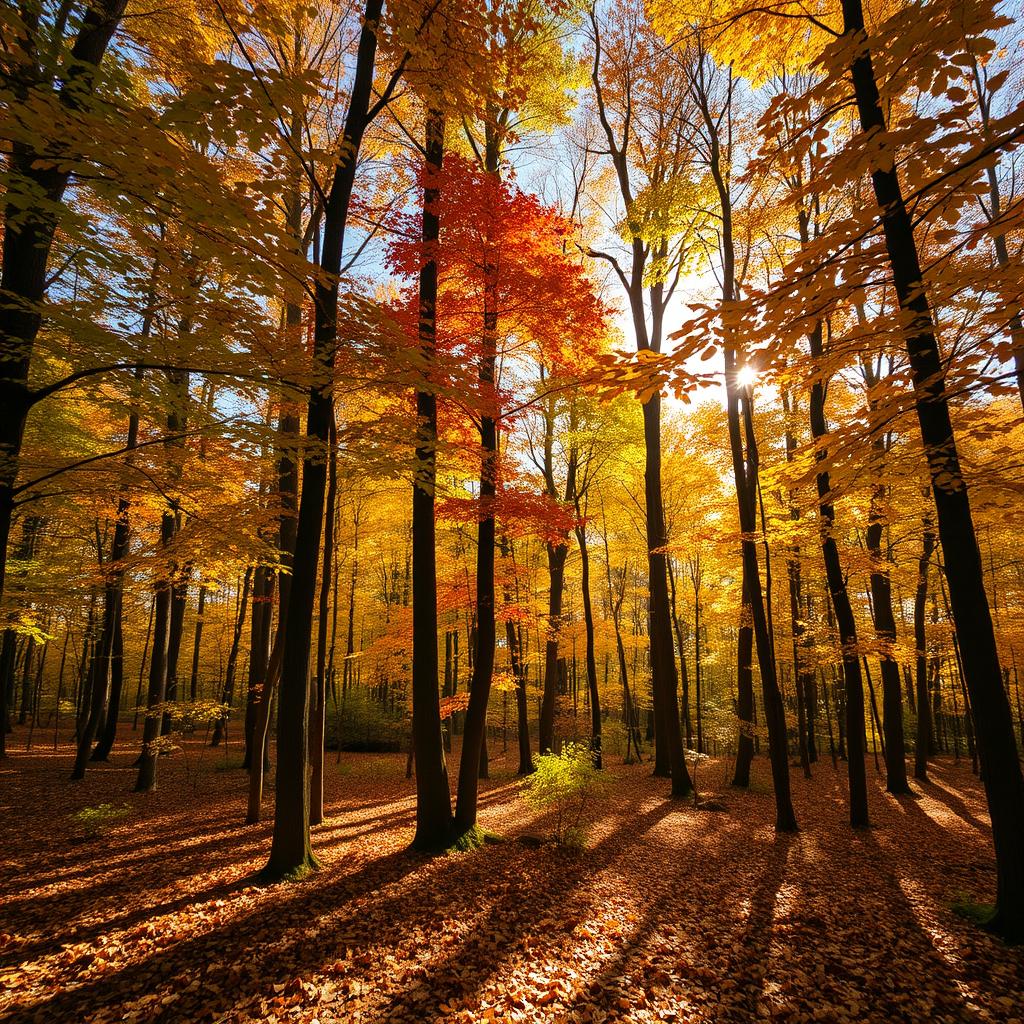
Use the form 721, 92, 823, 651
2, 843, 440, 1023
363, 797, 684, 1023
909, 777, 990, 834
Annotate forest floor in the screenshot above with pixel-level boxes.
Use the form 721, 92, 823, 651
1, 732, 1022, 1024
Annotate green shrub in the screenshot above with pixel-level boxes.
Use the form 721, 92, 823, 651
950, 893, 997, 927
326, 689, 406, 752
70, 803, 131, 839
524, 742, 607, 847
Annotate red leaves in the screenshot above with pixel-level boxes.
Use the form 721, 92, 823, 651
438, 488, 577, 543
385, 155, 609, 373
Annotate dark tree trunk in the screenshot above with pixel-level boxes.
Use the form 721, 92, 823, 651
732, 568, 755, 786
914, 514, 935, 781
412, 109, 453, 850
842, 0, 1024, 937
454, 124, 502, 836
263, 0, 384, 880
73, 432, 135, 778
501, 538, 532, 775
781, 392, 812, 778
643, 395, 692, 797
726, 361, 797, 831
576, 519, 601, 768
667, 557, 694, 751
310, 417, 337, 826
538, 542, 568, 754
866, 493, 910, 794
0, 0, 127, 612
786, 557, 811, 778
160, 569, 188, 735
91, 614, 123, 760
135, 511, 174, 792
189, 585, 207, 702
243, 565, 274, 768
807, 320, 869, 828
211, 568, 252, 747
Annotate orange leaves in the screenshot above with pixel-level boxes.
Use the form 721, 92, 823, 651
386, 155, 609, 373
4, 737, 1024, 1024
438, 489, 577, 544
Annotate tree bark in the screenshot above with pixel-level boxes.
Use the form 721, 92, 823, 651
310, 417, 337, 826
211, 568, 253, 747
412, 109, 454, 849
575, 515, 602, 768
842, 0, 1024, 937
806, 320, 869, 827
0, 0, 127, 611
263, 0, 384, 880
913, 513, 935, 781
726, 361, 797, 831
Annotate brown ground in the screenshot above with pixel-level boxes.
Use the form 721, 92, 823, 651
1, 731, 1022, 1024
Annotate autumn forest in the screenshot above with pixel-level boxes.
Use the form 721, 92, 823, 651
3, 0, 1024, 1020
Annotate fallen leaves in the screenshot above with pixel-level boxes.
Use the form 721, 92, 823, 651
0, 738, 1022, 1024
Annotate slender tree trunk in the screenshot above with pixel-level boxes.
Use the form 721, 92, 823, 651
667, 557, 694, 750
807, 320, 868, 827
843, 0, 1024, 936
781, 391, 812, 778
263, 0, 383, 879
73, 486, 132, 778
135, 511, 174, 792
643, 394, 692, 797
501, 537, 532, 775
189, 585, 207, 702
538, 542, 568, 754
732, 568, 755, 786
865, 494, 910, 793
576, 518, 601, 768
726, 360, 796, 831
914, 514, 936, 781
412, 109, 453, 849
454, 125, 502, 835
310, 417, 337, 826
211, 568, 252, 746
130, 599, 154, 734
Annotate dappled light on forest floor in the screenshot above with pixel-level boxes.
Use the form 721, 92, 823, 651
2, 739, 1022, 1023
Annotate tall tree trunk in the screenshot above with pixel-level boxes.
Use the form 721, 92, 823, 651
211, 568, 253, 746
726, 359, 797, 831
160, 566, 188, 735
914, 513, 935, 781
806, 320, 869, 828
865, 491, 910, 793
454, 123, 502, 836
243, 564, 274, 767
576, 516, 601, 769
134, 511, 174, 792
411, 109, 453, 850
72, 404, 136, 777
501, 537, 532, 775
786, 556, 812, 779
842, 0, 1024, 937
310, 417, 337, 826
732, 568, 755, 786
263, 0, 384, 880
189, 585, 207, 702
0, 0, 127, 612
538, 541, 568, 754
781, 391, 813, 777
643, 393, 692, 797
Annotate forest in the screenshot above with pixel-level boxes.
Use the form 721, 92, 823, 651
2, 0, 1024, 1020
